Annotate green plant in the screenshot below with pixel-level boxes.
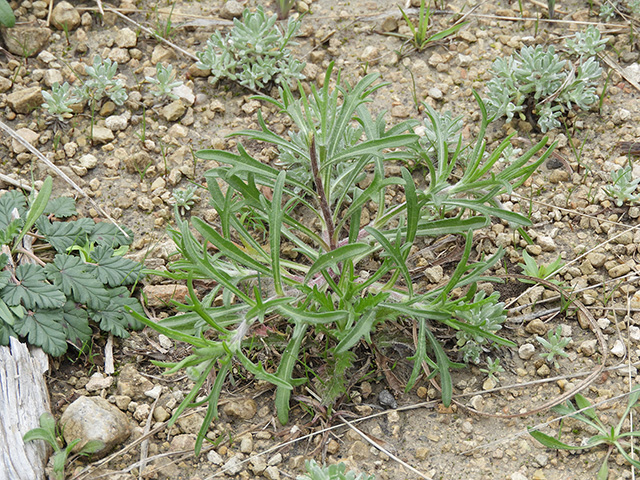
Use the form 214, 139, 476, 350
297, 460, 375, 480
397, 0, 467, 52
0, 178, 144, 355
479, 356, 504, 383
195, 6, 305, 91
566, 25, 608, 58
276, 0, 297, 19
131, 64, 555, 454
518, 250, 565, 283
604, 164, 640, 206
0, 0, 15, 27
42, 82, 79, 122
485, 30, 604, 132
153, 2, 175, 39
536, 325, 570, 368
23, 412, 104, 480
172, 185, 198, 214
76, 55, 128, 107
529, 390, 640, 479
146, 63, 183, 101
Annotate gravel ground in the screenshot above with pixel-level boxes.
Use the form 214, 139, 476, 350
3, 0, 640, 478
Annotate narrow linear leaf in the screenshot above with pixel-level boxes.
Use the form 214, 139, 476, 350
306, 243, 372, 280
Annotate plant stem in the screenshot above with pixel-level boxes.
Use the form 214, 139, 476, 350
309, 135, 336, 250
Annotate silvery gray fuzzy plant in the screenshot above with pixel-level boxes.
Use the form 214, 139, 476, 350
195, 6, 305, 91
485, 26, 606, 132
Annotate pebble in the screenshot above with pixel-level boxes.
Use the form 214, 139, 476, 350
105, 114, 129, 131
220, 0, 244, 19
116, 27, 138, 48
207, 449, 224, 465
221, 453, 244, 475
263, 466, 280, 480
536, 364, 551, 377
51, 1, 81, 31
7, 87, 44, 114
144, 385, 162, 399
537, 235, 556, 252
579, 339, 597, 356
629, 326, 640, 342
611, 339, 626, 358
378, 390, 397, 409
240, 436, 253, 454
91, 126, 115, 144
223, 398, 257, 420
525, 319, 548, 336
85, 372, 114, 392
79, 153, 98, 169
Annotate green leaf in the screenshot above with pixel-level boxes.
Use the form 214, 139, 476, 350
528, 428, 587, 450
14, 309, 68, 356
44, 197, 77, 218
0, 320, 15, 345
89, 222, 134, 247
14, 177, 52, 253
0, 298, 22, 326
0, 190, 26, 230
36, 218, 94, 252
85, 246, 143, 286
306, 243, 372, 280
1, 264, 66, 310
334, 310, 378, 354
60, 300, 91, 347
90, 286, 143, 336
269, 171, 286, 296
44, 254, 111, 309
0, 0, 16, 28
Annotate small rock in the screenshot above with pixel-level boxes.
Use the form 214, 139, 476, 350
348, 440, 369, 459
458, 54, 473, 66
220, 0, 244, 19
153, 406, 170, 422
169, 434, 196, 451
360, 45, 379, 64
579, 339, 597, 356
0, 77, 11, 93
60, 396, 131, 457
537, 235, 556, 252
263, 466, 280, 480
43, 69, 64, 87
207, 449, 224, 465
611, 339, 626, 358
391, 105, 411, 118
116, 27, 137, 48
51, 1, 81, 31
586, 252, 606, 268
519, 343, 537, 360
86, 372, 114, 392
424, 265, 443, 283
378, 390, 397, 409
221, 453, 244, 475
629, 326, 640, 342
7, 87, 44, 114
117, 364, 154, 400
511, 473, 528, 480
525, 319, 548, 336
461, 421, 473, 434
162, 100, 187, 121
0, 26, 51, 57
105, 114, 129, 131
109, 48, 131, 64
143, 284, 188, 308
151, 45, 175, 65
549, 170, 569, 183
144, 385, 162, 399
133, 403, 151, 422
177, 412, 203, 434
380, 16, 397, 32
267, 453, 282, 465
79, 154, 98, 169
240, 435, 253, 454
223, 399, 257, 420
250, 456, 267, 474
536, 363, 551, 377
114, 395, 131, 411
326, 439, 340, 454
608, 263, 631, 278
91, 127, 115, 144
11, 128, 40, 154
172, 84, 195, 105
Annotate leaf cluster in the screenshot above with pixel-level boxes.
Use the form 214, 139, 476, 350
398, 0, 467, 52
136, 64, 555, 454
604, 164, 640, 206
195, 6, 305, 91
297, 460, 375, 480
76, 55, 128, 106
0, 179, 144, 356
519, 250, 565, 283
529, 390, 640, 480
486, 31, 604, 132
536, 325, 570, 369
145, 63, 184, 101
23, 412, 104, 480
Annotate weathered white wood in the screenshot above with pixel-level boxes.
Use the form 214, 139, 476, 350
0, 337, 50, 480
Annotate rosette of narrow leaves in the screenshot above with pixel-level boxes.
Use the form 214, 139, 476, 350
42, 82, 79, 121
134, 64, 555, 454
486, 38, 603, 132
0, 179, 144, 355
566, 26, 607, 58
146, 63, 183, 100
605, 164, 640, 206
195, 6, 305, 90
297, 460, 376, 480
77, 55, 128, 106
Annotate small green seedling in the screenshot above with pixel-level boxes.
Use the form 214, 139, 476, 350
42, 82, 79, 122
172, 185, 198, 215
276, 0, 297, 19
529, 390, 640, 480
297, 460, 375, 480
604, 164, 640, 206
519, 250, 565, 283
76, 55, 128, 106
146, 63, 183, 101
23, 412, 104, 480
397, 0, 467, 53
536, 325, 570, 369
479, 356, 505, 384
